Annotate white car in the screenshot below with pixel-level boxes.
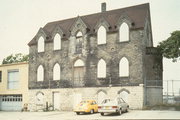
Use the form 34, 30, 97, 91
98, 97, 129, 116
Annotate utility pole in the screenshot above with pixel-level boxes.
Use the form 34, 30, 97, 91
167, 80, 168, 101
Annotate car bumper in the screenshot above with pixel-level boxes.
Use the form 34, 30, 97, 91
74, 109, 89, 113
98, 109, 118, 113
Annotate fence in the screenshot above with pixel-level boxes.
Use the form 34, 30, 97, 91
163, 80, 180, 104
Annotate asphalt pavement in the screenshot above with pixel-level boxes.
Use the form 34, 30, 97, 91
0, 110, 180, 120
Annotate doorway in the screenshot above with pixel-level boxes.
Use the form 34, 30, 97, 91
73, 59, 84, 86
53, 92, 60, 110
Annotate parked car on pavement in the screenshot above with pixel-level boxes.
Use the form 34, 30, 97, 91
98, 97, 129, 116
74, 100, 98, 115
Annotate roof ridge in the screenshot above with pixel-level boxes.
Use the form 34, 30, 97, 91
44, 3, 149, 27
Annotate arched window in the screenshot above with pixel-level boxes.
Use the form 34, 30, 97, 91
119, 22, 129, 42
74, 59, 84, 67
54, 33, 61, 50
75, 31, 83, 54
36, 92, 44, 104
97, 26, 106, 45
118, 91, 129, 103
97, 59, 106, 78
53, 63, 60, 80
37, 65, 44, 81
38, 36, 44, 52
119, 57, 129, 77
97, 91, 107, 104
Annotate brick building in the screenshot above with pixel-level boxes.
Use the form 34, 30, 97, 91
0, 62, 28, 111
28, 3, 163, 111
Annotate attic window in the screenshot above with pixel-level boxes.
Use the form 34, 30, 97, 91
38, 36, 45, 52
97, 26, 106, 45
75, 31, 83, 54
119, 22, 129, 42
54, 33, 61, 50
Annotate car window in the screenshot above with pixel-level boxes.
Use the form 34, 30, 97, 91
102, 99, 110, 104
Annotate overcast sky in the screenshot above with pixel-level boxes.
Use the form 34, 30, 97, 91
0, 0, 180, 81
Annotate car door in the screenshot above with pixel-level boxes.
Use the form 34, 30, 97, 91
93, 101, 98, 112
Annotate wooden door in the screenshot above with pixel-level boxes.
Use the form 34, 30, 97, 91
73, 67, 84, 86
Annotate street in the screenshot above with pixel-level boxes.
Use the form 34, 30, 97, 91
0, 110, 180, 120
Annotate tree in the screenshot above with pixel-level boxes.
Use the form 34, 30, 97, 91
158, 30, 180, 62
2, 53, 29, 64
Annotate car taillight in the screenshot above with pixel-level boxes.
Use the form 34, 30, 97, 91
98, 106, 101, 109
112, 106, 117, 108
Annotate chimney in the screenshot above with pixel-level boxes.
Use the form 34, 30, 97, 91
101, 2, 106, 12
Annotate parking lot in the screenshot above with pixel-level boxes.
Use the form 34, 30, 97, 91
0, 110, 180, 120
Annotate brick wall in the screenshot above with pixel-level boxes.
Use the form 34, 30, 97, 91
28, 85, 144, 111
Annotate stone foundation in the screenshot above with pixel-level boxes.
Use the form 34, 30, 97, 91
28, 85, 145, 111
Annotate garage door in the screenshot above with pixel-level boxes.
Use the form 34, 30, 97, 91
0, 95, 22, 111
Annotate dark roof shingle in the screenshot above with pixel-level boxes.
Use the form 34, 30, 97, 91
28, 3, 150, 46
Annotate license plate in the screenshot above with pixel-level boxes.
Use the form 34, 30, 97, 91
105, 106, 109, 109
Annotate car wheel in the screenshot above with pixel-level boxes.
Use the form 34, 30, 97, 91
90, 109, 94, 114
126, 106, 129, 112
101, 113, 104, 116
76, 112, 80, 115
118, 109, 122, 115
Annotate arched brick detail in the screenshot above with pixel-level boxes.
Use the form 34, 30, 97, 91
35, 91, 44, 96
96, 89, 107, 94
117, 88, 130, 94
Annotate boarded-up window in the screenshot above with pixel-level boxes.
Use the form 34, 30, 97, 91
54, 33, 61, 50
36, 92, 44, 105
97, 59, 106, 78
38, 36, 44, 52
119, 57, 129, 77
119, 23, 129, 42
97, 26, 106, 45
37, 65, 44, 81
53, 63, 60, 80
118, 91, 129, 103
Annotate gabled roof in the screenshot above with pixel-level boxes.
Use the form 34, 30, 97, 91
28, 3, 150, 46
